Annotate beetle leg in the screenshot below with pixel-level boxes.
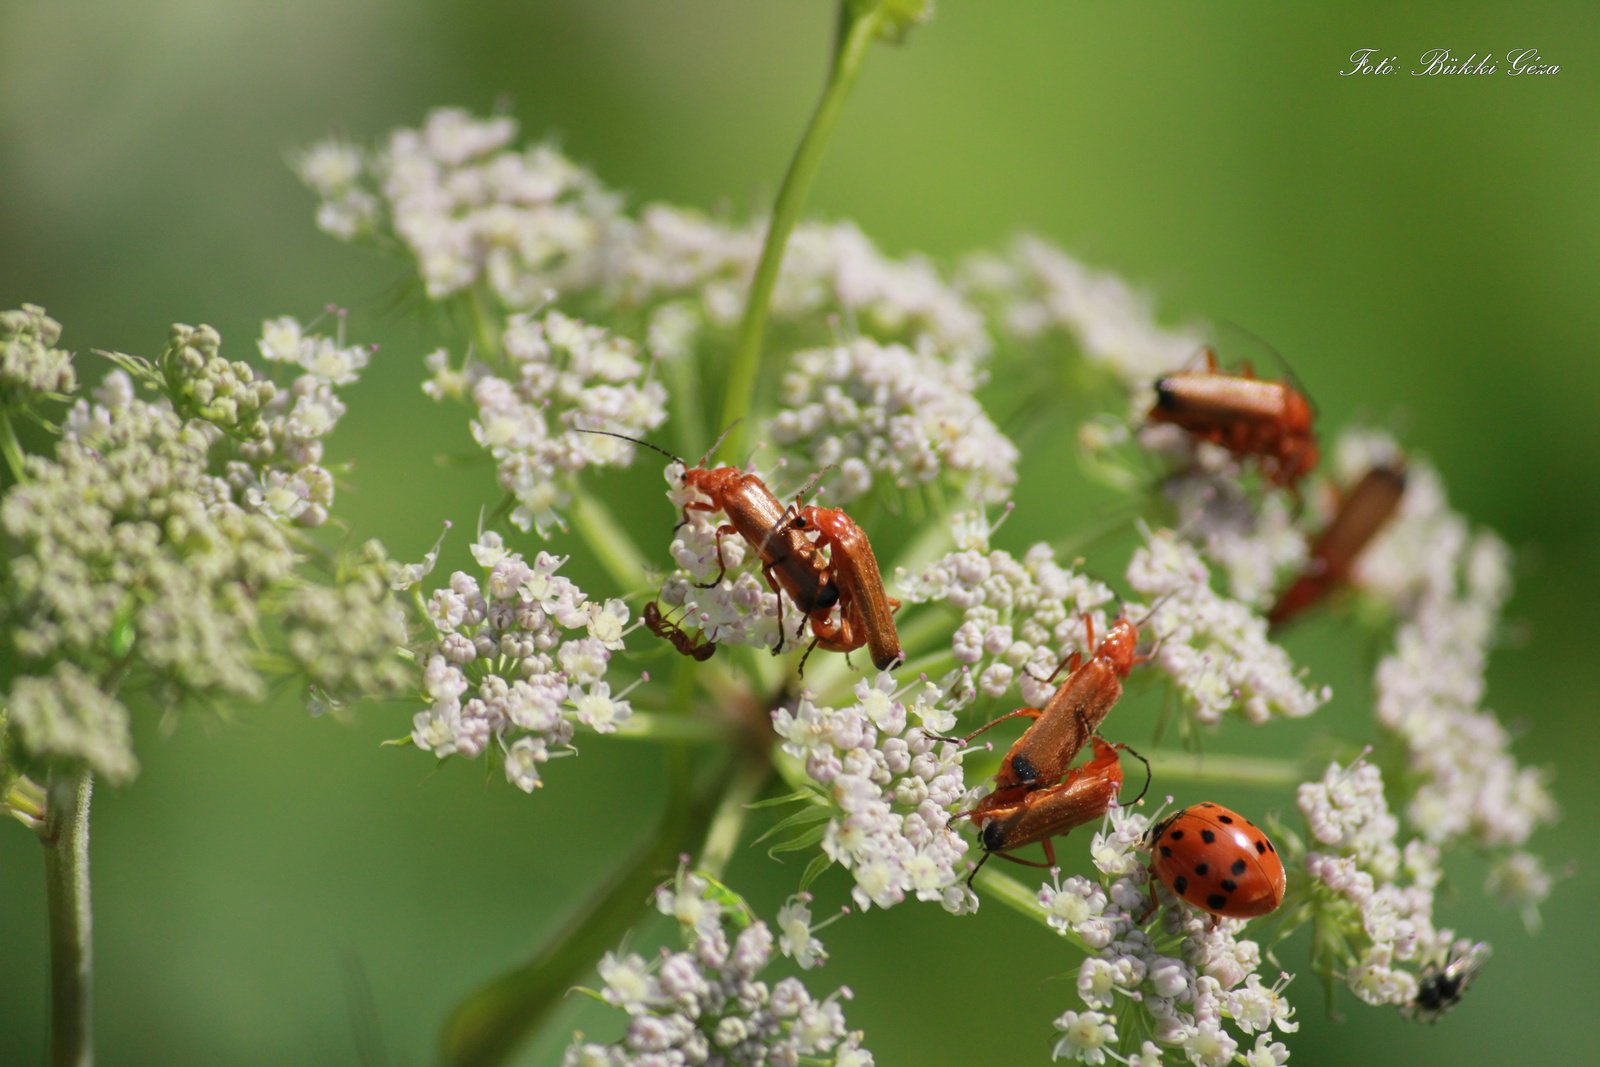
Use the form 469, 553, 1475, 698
694, 523, 739, 589
926, 706, 1042, 746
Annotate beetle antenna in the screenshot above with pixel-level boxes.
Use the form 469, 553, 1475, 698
576, 428, 685, 466
699, 419, 744, 468
1216, 319, 1318, 415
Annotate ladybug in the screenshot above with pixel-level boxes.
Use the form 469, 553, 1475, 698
1146, 802, 1286, 919
1402, 941, 1490, 1023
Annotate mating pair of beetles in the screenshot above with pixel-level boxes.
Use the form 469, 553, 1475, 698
933, 607, 1286, 922
587, 427, 904, 675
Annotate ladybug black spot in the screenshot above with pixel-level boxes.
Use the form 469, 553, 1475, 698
1221, 879, 1237, 893
1170, 830, 1185, 841
1218, 815, 1234, 824
1195, 862, 1209, 876
1200, 802, 1214, 808
1207, 893, 1228, 910
1174, 875, 1188, 894
1200, 830, 1216, 844
1232, 859, 1247, 876
1254, 840, 1267, 854
1267, 840, 1276, 853
1159, 845, 1172, 858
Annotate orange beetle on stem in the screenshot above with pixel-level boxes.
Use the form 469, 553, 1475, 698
1148, 347, 1319, 491
1268, 462, 1407, 628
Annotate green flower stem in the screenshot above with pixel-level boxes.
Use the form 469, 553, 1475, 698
568, 485, 652, 594
0, 409, 28, 486
40, 765, 94, 1067
974, 866, 1092, 955
716, 0, 886, 460
1142, 749, 1307, 789
612, 711, 730, 745
439, 743, 725, 1067
697, 759, 772, 881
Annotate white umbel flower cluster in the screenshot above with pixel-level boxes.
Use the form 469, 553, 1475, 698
1125, 528, 1329, 725
963, 236, 1202, 393
771, 674, 975, 915
567, 867, 873, 1067
620, 210, 990, 362
769, 337, 1019, 505
1340, 430, 1556, 921
1037, 805, 1298, 1067
1297, 759, 1477, 1011
424, 310, 667, 535
299, 109, 620, 305
402, 530, 637, 792
299, 110, 989, 365
1162, 473, 1309, 609
234, 313, 374, 526
896, 526, 1117, 710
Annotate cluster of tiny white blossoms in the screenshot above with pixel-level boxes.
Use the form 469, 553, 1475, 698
398, 530, 637, 792
1333, 429, 1556, 922
299, 110, 989, 364
1296, 758, 1485, 1012
1161, 472, 1309, 610
568, 867, 872, 1067
771, 674, 976, 915
769, 336, 1018, 505
233, 313, 374, 526
423, 309, 668, 535
962, 236, 1202, 396
1039, 805, 1297, 1067
1, 308, 410, 780
297, 108, 621, 305
895, 518, 1118, 710
653, 461, 808, 656
618, 209, 991, 362
1125, 528, 1329, 725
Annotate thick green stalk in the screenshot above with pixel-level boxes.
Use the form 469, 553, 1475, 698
0, 409, 28, 486
716, 1, 885, 460
40, 765, 94, 1067
568, 486, 652, 593
1142, 750, 1306, 789
698, 760, 771, 880
438, 744, 722, 1067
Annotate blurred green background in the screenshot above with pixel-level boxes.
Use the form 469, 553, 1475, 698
2, 2, 1597, 1064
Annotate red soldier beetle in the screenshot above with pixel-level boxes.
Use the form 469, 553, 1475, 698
789, 504, 905, 672
579, 428, 839, 651
964, 738, 1150, 885
935, 605, 1157, 814
1268, 462, 1407, 627
1148, 347, 1319, 490
642, 600, 716, 662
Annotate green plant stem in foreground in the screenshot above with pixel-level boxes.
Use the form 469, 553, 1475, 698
0, 409, 28, 486
716, 0, 885, 461
1141, 749, 1307, 789
698, 760, 771, 880
41, 765, 94, 1067
438, 744, 761, 1067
